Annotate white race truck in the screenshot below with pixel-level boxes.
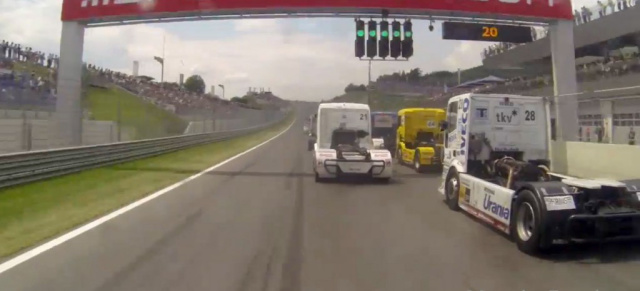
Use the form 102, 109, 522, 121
308, 103, 393, 183
439, 93, 640, 254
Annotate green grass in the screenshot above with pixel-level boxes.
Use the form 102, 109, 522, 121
85, 86, 188, 140
0, 113, 293, 259
10, 61, 188, 139
11, 62, 52, 78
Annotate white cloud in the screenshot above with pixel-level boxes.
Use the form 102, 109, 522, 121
0, 0, 593, 101
443, 42, 485, 71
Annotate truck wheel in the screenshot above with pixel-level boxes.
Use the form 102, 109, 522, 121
414, 151, 425, 173
377, 178, 390, 184
396, 149, 403, 164
510, 190, 547, 255
445, 170, 460, 211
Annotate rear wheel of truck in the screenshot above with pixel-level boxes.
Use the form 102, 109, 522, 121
315, 172, 326, 183
376, 178, 390, 184
511, 190, 549, 255
444, 170, 460, 211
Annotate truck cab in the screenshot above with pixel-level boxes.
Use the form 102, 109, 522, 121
439, 93, 550, 182
438, 93, 640, 255
396, 108, 446, 173
370, 111, 398, 154
309, 103, 393, 182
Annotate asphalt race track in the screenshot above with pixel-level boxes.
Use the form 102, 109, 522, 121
1, 102, 640, 291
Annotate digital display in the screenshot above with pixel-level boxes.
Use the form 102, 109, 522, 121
442, 22, 534, 44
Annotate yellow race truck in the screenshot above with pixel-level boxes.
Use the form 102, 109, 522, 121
396, 108, 446, 172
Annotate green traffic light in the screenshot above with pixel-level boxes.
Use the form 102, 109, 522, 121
381, 31, 388, 37
405, 31, 412, 38
369, 30, 376, 37
357, 30, 364, 37
393, 31, 400, 37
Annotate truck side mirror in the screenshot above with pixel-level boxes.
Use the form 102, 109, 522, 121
439, 121, 448, 132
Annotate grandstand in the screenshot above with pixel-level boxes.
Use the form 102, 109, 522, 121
483, 3, 640, 67
1, 39, 286, 117
0, 38, 287, 154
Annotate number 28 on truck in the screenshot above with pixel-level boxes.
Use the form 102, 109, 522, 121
439, 93, 640, 255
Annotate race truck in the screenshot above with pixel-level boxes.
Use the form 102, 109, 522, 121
308, 102, 393, 183
396, 108, 446, 173
370, 111, 398, 154
304, 113, 317, 136
439, 93, 640, 254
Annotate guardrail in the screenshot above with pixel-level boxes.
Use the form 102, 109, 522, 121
0, 114, 289, 190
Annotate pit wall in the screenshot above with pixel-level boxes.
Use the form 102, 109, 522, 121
551, 141, 640, 180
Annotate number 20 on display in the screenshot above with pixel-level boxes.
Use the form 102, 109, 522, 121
482, 26, 498, 38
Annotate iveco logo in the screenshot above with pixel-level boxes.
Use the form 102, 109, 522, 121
472, 0, 554, 7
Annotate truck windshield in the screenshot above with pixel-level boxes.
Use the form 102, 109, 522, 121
371, 114, 396, 138
318, 108, 371, 149
371, 127, 395, 139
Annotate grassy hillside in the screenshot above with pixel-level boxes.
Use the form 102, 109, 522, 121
85, 86, 188, 140
10, 62, 190, 139
330, 91, 446, 112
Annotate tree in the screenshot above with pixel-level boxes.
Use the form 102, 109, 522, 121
344, 83, 368, 93
184, 75, 206, 94
138, 75, 154, 82
231, 96, 247, 104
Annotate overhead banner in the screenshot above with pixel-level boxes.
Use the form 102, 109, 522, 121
63, 0, 573, 23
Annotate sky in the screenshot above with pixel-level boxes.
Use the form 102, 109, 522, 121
1, 0, 595, 101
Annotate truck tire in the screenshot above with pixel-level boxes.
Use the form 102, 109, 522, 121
377, 177, 390, 184
307, 140, 314, 151
445, 170, 460, 211
315, 172, 326, 183
396, 149, 403, 164
414, 151, 424, 173
510, 189, 548, 255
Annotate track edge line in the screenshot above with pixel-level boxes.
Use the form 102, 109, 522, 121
0, 117, 296, 274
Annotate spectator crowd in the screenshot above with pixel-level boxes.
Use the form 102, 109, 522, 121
481, 0, 637, 60
433, 51, 640, 100
1, 40, 58, 109
1, 38, 282, 116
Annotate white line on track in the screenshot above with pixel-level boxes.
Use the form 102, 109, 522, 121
0, 120, 295, 274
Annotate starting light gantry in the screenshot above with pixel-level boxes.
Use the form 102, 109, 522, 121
355, 18, 413, 61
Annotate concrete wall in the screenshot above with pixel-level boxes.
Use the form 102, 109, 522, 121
483, 7, 640, 67
0, 118, 120, 154
184, 119, 246, 134
0, 109, 55, 119
183, 110, 288, 134
552, 141, 640, 180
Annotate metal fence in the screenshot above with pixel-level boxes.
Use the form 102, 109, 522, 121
0, 81, 289, 154
0, 113, 289, 189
